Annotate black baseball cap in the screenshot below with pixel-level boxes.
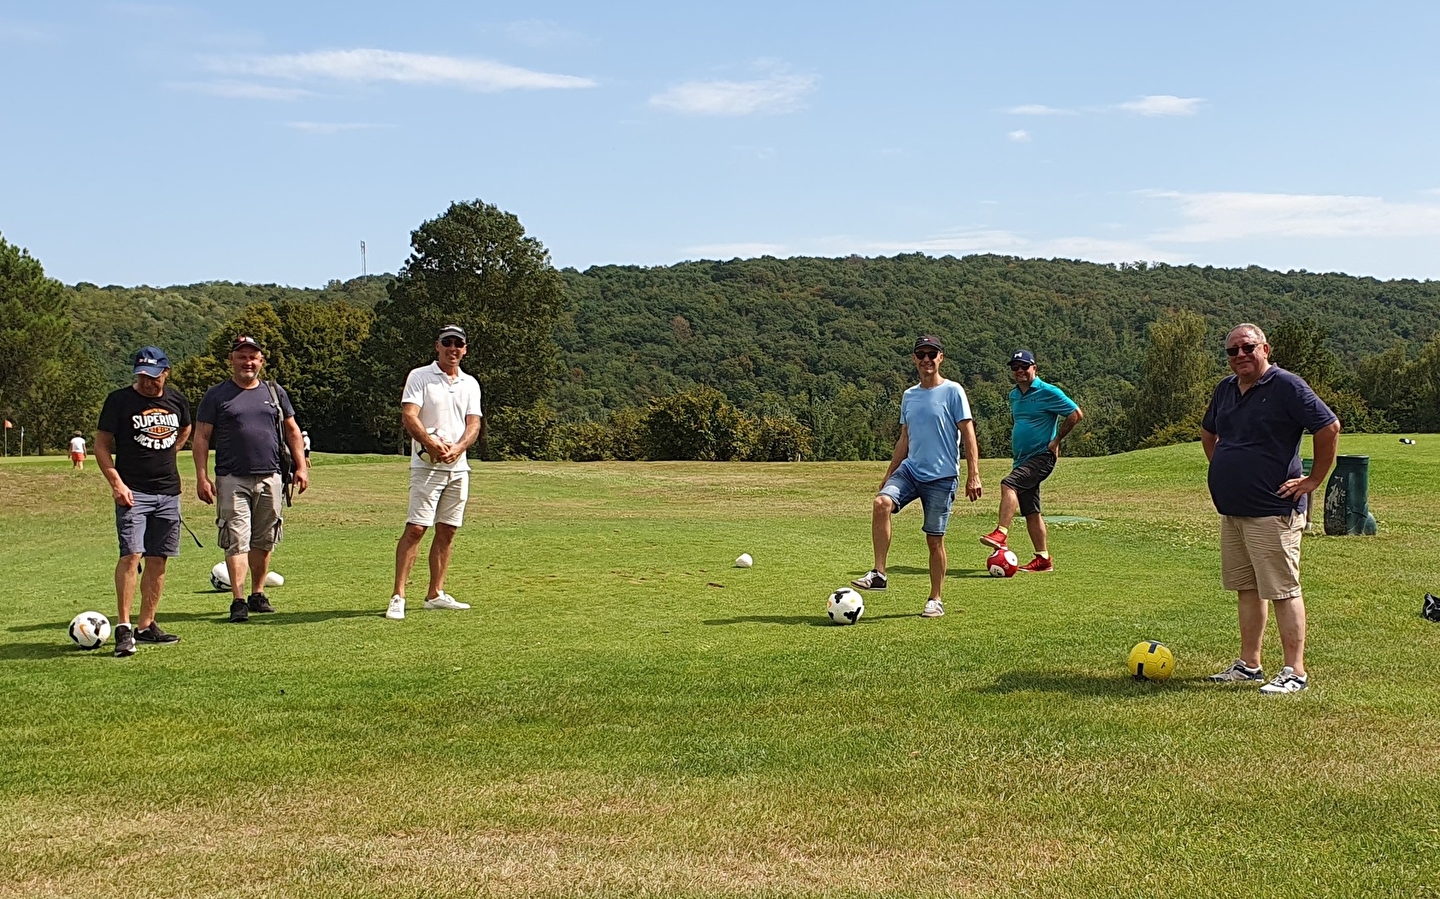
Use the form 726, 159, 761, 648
437, 325, 467, 342
913, 335, 944, 353
132, 346, 170, 377
231, 335, 263, 353
1009, 349, 1036, 366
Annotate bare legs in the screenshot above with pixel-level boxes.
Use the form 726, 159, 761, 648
1237, 588, 1307, 675
870, 496, 947, 600
393, 522, 458, 600
225, 548, 272, 599
115, 554, 167, 627
925, 534, 946, 600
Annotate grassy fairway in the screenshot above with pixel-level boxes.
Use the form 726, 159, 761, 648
2, 437, 1438, 898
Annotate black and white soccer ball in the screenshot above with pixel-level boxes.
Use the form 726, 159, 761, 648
69, 611, 111, 649
827, 588, 864, 626
210, 562, 284, 590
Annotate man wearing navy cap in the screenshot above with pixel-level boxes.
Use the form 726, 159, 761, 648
95, 346, 192, 657
851, 335, 982, 618
980, 349, 1084, 572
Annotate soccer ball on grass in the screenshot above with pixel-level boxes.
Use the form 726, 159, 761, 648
69, 612, 111, 649
987, 548, 1019, 578
210, 562, 284, 591
1127, 641, 1175, 681
826, 588, 864, 625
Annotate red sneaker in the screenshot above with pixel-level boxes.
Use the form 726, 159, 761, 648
980, 528, 1008, 550
1018, 555, 1054, 573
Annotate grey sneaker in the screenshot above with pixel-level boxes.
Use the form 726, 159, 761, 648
1259, 666, 1309, 694
424, 591, 470, 610
851, 570, 888, 590
920, 599, 944, 618
1207, 659, 1264, 683
114, 623, 136, 658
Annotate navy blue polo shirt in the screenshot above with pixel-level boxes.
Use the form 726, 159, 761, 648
1201, 366, 1337, 517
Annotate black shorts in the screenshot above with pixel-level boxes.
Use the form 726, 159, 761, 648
1002, 451, 1056, 517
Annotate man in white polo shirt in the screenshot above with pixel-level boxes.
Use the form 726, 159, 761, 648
386, 325, 484, 620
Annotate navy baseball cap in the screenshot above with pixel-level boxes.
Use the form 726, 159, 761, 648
1009, 349, 1036, 366
913, 335, 944, 353
231, 335, 263, 353
132, 346, 170, 377
437, 324, 467, 341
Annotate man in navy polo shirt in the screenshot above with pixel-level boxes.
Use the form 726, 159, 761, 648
1201, 323, 1340, 695
980, 349, 1084, 572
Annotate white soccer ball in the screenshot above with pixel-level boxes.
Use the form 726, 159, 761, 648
735, 553, 753, 568
210, 562, 284, 590
827, 587, 864, 626
418, 427, 452, 464
69, 611, 111, 649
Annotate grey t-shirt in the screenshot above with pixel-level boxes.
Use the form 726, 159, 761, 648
196, 380, 295, 477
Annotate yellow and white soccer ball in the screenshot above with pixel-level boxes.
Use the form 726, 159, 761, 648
1127, 641, 1175, 681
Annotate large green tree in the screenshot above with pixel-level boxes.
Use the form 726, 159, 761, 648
0, 235, 105, 453
359, 200, 566, 458
1123, 310, 1217, 448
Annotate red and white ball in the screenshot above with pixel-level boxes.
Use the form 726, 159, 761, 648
987, 548, 1019, 578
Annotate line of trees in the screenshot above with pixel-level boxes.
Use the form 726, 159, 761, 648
6, 203, 1440, 459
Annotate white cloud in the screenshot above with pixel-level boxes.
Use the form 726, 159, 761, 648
211, 48, 596, 92
1118, 94, 1203, 116
651, 68, 818, 116
286, 122, 392, 134
1008, 129, 1031, 142
505, 19, 586, 48
0, 21, 47, 41
1148, 190, 1440, 241
1007, 104, 1074, 116
683, 242, 790, 258
172, 80, 315, 100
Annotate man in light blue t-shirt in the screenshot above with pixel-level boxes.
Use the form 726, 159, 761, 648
852, 336, 983, 618
980, 349, 1083, 572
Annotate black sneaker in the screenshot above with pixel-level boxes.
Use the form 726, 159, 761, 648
850, 569, 887, 590
114, 623, 136, 657
247, 592, 275, 613
229, 599, 250, 623
135, 622, 180, 644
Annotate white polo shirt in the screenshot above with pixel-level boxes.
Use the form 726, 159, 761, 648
401, 362, 483, 472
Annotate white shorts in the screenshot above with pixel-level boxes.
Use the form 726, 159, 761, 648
407, 468, 469, 528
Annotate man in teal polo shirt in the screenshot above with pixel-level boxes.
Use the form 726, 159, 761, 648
980, 349, 1084, 572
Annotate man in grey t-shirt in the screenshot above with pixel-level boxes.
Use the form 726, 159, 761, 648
194, 336, 309, 622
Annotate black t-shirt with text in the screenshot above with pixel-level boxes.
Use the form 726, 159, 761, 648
97, 385, 192, 496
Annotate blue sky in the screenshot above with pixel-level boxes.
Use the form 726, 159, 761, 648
3, 1, 1440, 286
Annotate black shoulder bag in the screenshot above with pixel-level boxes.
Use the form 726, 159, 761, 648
266, 380, 296, 507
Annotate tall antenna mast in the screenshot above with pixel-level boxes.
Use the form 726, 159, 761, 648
360, 240, 367, 276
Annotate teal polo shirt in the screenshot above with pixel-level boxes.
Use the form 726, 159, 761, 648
1009, 377, 1079, 465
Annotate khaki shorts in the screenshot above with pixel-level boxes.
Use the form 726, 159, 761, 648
408, 468, 469, 528
1219, 512, 1304, 601
217, 473, 284, 555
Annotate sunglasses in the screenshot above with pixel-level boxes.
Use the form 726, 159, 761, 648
914, 350, 939, 360
1010, 363, 1033, 371
1225, 343, 1260, 357
440, 337, 466, 348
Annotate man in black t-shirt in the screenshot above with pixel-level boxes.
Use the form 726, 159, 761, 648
194, 335, 309, 622
96, 346, 193, 658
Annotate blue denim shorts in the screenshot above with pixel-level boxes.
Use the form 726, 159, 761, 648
880, 468, 958, 536
116, 492, 182, 558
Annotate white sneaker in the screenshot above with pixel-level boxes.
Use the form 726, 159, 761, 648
1259, 666, 1309, 694
921, 598, 944, 618
385, 595, 405, 620
424, 591, 470, 611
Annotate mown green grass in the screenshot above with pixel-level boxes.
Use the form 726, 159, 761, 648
2, 437, 1438, 898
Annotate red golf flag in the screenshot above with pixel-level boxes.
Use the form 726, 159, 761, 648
2, 420, 10, 429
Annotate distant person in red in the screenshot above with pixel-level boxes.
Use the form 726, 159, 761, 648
95, 347, 192, 657
69, 431, 87, 470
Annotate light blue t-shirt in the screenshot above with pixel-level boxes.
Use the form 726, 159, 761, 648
899, 379, 973, 482
1009, 376, 1079, 465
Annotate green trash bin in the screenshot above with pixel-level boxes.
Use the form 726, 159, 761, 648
1323, 455, 1378, 536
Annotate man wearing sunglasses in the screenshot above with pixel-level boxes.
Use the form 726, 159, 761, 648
1201, 323, 1339, 695
387, 325, 484, 620
852, 335, 983, 618
980, 349, 1084, 573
